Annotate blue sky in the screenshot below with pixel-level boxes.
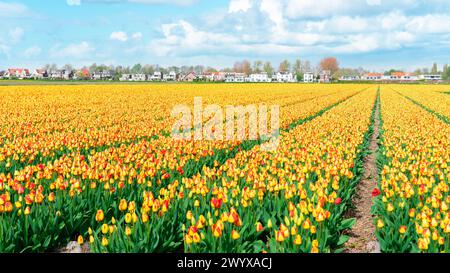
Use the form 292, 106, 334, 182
0, 0, 449, 71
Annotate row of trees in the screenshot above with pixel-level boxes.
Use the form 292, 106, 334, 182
385, 63, 450, 79
42, 57, 340, 79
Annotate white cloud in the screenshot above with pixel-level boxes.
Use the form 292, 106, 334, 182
67, 0, 81, 6
131, 32, 143, 40
23, 46, 42, 58
406, 14, 450, 34
49, 41, 93, 59
110, 31, 128, 42
260, 0, 284, 31
150, 20, 239, 56
0, 1, 28, 17
9, 27, 24, 43
228, 0, 252, 13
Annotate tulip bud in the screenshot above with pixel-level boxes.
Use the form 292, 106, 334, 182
231, 230, 240, 240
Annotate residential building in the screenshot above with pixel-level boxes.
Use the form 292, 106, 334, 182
150, 71, 162, 81
119, 74, 132, 81
31, 69, 47, 79
249, 72, 270, 82
303, 72, 315, 83
319, 70, 331, 83
132, 74, 147, 81
180, 72, 197, 82
275, 72, 295, 82
163, 71, 177, 81
418, 74, 442, 81
339, 75, 359, 81
362, 73, 383, 81
203, 72, 226, 82
74, 68, 90, 80
92, 71, 113, 80
5, 68, 30, 79
49, 70, 63, 80
401, 73, 419, 81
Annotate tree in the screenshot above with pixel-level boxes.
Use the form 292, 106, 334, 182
62, 64, 73, 72
431, 63, 438, 74
89, 63, 98, 73
142, 64, 155, 75
302, 60, 311, 73
44, 63, 58, 72
384, 69, 401, 76
333, 68, 359, 79
443, 64, 449, 80
319, 57, 339, 75
131, 63, 142, 74
194, 65, 205, 75
233, 62, 243, 73
241, 60, 252, 75
293, 59, 302, 75
263, 62, 274, 76
234, 60, 251, 75
253, 60, 263, 73
279, 60, 290, 73
205, 66, 217, 73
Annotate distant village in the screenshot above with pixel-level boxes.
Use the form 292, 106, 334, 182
0, 58, 447, 83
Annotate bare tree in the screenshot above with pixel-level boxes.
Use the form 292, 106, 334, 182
279, 60, 291, 73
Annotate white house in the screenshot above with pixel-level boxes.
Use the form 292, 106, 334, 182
234, 73, 245, 82
132, 74, 147, 81
92, 71, 113, 80
419, 74, 442, 81
163, 71, 177, 81
401, 73, 419, 81
224, 72, 245, 82
339, 75, 359, 81
150, 71, 162, 81
49, 70, 63, 80
249, 73, 270, 82
303, 72, 315, 83
119, 74, 132, 81
275, 72, 295, 83
362, 73, 383, 81
31, 69, 47, 79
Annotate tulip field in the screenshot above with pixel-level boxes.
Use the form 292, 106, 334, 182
0, 83, 449, 253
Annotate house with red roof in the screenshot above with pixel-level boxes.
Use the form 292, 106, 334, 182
5, 68, 31, 79
362, 73, 383, 81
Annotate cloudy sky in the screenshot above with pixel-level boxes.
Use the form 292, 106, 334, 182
1, 0, 449, 71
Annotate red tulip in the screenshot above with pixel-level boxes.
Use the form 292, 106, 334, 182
372, 188, 381, 197
211, 197, 223, 209
334, 197, 342, 205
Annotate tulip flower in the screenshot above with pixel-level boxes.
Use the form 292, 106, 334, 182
231, 230, 240, 240
95, 209, 104, 222
101, 237, 109, 247
119, 199, 128, 211
372, 188, 381, 197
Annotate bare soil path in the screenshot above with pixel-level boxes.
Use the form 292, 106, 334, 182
343, 94, 381, 253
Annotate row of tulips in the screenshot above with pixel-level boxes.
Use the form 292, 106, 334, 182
372, 88, 450, 253
87, 87, 378, 253
0, 84, 367, 252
